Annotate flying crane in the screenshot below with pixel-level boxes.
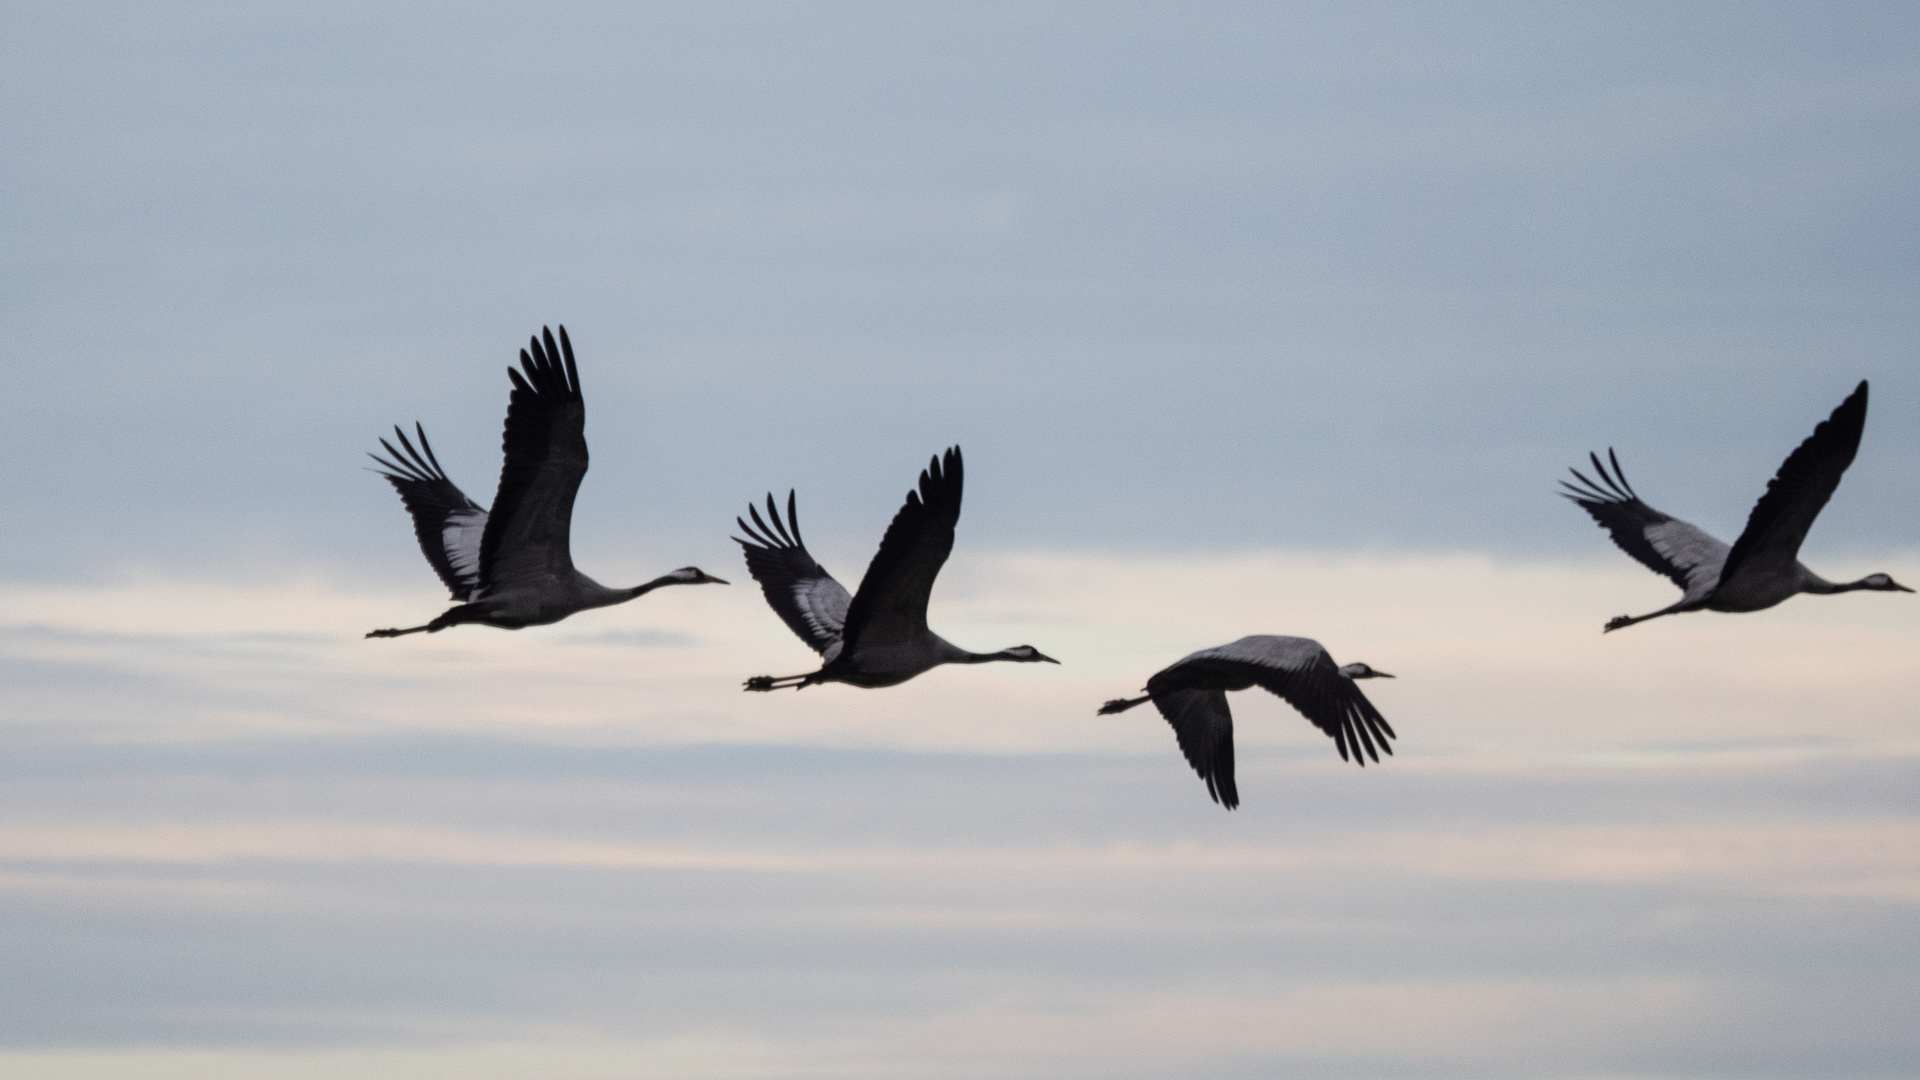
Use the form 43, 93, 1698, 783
1564, 380, 1909, 632
734, 446, 1058, 690
366, 326, 727, 638
1099, 635, 1397, 810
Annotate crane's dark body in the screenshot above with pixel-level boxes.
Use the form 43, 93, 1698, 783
734, 447, 1057, 690
1099, 635, 1396, 810
1564, 381, 1908, 633
367, 326, 725, 638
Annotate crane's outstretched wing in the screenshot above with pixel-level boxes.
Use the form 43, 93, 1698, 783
734, 491, 852, 661
1146, 686, 1239, 810
479, 326, 588, 594
1562, 449, 1727, 603
1718, 381, 1868, 593
369, 424, 488, 601
839, 446, 963, 654
1171, 636, 1396, 766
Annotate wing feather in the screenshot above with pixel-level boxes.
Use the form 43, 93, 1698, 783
1146, 687, 1239, 810
1176, 636, 1396, 766
839, 447, 963, 654
734, 491, 852, 659
478, 326, 588, 593
368, 423, 487, 601
1562, 449, 1726, 602
1718, 381, 1868, 591
1262, 663, 1393, 765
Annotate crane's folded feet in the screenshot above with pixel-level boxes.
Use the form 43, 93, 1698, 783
1603, 615, 1633, 632
366, 628, 402, 638
744, 676, 777, 692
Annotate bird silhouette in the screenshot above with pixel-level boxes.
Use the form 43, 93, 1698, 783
1100, 635, 1396, 809
366, 326, 726, 638
1565, 380, 1908, 632
735, 446, 1058, 690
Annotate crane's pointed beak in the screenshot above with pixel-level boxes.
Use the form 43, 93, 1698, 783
704, 573, 730, 585
1893, 581, 1915, 593
1374, 671, 1395, 678
1037, 651, 1061, 664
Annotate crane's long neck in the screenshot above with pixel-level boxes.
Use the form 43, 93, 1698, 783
551, 573, 631, 612
926, 637, 991, 664
626, 573, 688, 600
953, 642, 1058, 666
1801, 572, 1871, 595
956, 647, 1032, 664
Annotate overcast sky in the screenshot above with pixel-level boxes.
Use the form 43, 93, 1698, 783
3, 3, 1918, 1078
4, 0, 1919, 579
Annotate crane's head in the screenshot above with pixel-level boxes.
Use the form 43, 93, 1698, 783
997, 645, 1060, 664
1338, 662, 1394, 680
1857, 573, 1914, 593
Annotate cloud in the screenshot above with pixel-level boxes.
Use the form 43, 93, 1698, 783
3, 750, 1917, 1074
3, 816, 1916, 901
6, 5, 1920, 1072
1, 552, 1916, 1072
5, 550, 1916, 756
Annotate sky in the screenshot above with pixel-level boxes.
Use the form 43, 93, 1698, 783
2, 3, 1918, 1078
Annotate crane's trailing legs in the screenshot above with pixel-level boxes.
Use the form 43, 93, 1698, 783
1603, 602, 1692, 633
366, 604, 482, 638
744, 673, 818, 692
1098, 694, 1152, 715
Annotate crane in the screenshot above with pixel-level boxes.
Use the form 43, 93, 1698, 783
1564, 380, 1909, 633
366, 326, 727, 638
734, 446, 1058, 690
1098, 635, 1396, 810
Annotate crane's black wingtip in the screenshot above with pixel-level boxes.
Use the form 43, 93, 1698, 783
1836, 379, 1869, 421
1817, 380, 1870, 434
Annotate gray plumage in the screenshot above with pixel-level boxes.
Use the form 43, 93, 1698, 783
734, 446, 1059, 690
1098, 635, 1397, 810
366, 326, 727, 639
1564, 381, 1909, 633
